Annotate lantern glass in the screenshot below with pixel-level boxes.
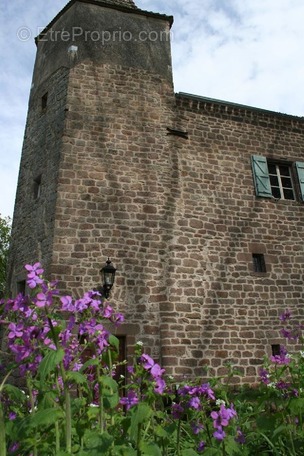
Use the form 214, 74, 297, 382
100, 258, 116, 298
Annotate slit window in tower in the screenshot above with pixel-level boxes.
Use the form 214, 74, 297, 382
252, 253, 266, 273
33, 174, 42, 200
41, 92, 48, 111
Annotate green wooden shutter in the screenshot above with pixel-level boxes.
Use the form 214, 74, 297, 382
295, 162, 304, 201
251, 155, 272, 198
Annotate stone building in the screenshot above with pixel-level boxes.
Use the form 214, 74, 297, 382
7, 0, 304, 383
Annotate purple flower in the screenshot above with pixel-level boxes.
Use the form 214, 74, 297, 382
113, 312, 124, 326
120, 390, 139, 410
191, 422, 204, 435
9, 411, 17, 420
279, 310, 291, 321
25, 263, 44, 289
151, 363, 165, 378
141, 354, 154, 370
198, 441, 206, 452
172, 403, 184, 419
259, 368, 270, 385
25, 262, 44, 275
140, 354, 165, 379
280, 328, 292, 339
211, 404, 237, 438
189, 396, 201, 410
103, 305, 114, 318
276, 380, 291, 390
199, 383, 216, 401
75, 297, 89, 312
127, 365, 134, 375
8, 323, 24, 339
8, 442, 20, 453
213, 428, 226, 441
235, 428, 246, 444
270, 346, 290, 365
61, 296, 75, 312
35, 292, 52, 308
154, 377, 166, 394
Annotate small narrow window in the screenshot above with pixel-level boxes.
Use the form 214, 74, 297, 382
41, 92, 48, 111
271, 344, 280, 356
252, 253, 266, 273
33, 175, 42, 200
16, 280, 26, 295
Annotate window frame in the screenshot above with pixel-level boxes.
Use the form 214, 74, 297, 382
251, 155, 304, 202
267, 160, 295, 201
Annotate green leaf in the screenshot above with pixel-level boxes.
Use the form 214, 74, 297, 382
129, 403, 152, 441
29, 407, 63, 428
83, 430, 113, 451
109, 334, 120, 351
38, 348, 64, 382
224, 435, 244, 455
39, 390, 58, 409
203, 448, 222, 456
181, 449, 200, 456
155, 424, 168, 439
140, 441, 162, 456
289, 397, 304, 414
100, 375, 118, 393
2, 384, 26, 402
113, 446, 137, 456
80, 358, 100, 372
66, 371, 88, 386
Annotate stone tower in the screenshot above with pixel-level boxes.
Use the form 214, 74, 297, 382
8, 0, 177, 367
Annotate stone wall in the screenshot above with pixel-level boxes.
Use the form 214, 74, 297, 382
7, 0, 304, 383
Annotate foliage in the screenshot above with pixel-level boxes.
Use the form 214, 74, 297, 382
1, 266, 304, 455
0, 214, 11, 297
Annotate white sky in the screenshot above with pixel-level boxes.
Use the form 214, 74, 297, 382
1, 0, 304, 218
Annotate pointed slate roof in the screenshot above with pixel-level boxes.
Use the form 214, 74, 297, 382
95, 0, 137, 8
36, 0, 173, 43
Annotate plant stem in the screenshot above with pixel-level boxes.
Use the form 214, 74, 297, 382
47, 313, 72, 453
0, 371, 13, 456
55, 421, 60, 453
27, 376, 38, 456
137, 423, 142, 456
63, 383, 72, 454
0, 401, 6, 456
176, 419, 181, 456
97, 365, 104, 433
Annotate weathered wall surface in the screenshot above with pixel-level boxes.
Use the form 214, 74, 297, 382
7, 67, 69, 286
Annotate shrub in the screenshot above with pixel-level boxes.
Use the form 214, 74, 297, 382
0, 265, 304, 455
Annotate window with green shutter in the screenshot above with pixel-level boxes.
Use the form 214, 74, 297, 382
251, 155, 304, 202
251, 155, 272, 198
295, 162, 304, 201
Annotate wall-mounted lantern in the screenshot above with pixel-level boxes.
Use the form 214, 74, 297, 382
100, 258, 116, 299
